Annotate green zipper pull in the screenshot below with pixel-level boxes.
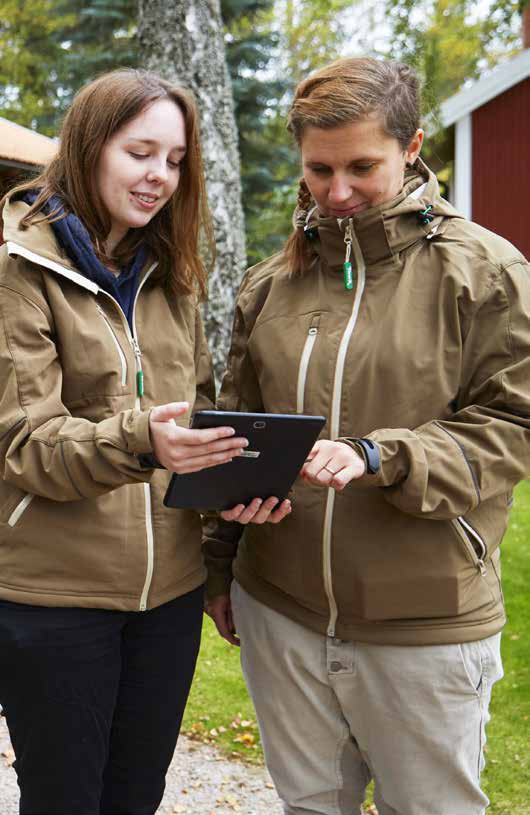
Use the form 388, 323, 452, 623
343, 222, 353, 291
343, 262, 353, 290
136, 369, 144, 397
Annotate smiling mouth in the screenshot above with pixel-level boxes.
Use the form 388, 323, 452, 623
330, 202, 368, 216
131, 191, 159, 205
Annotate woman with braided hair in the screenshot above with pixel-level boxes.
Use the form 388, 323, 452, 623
204, 57, 530, 814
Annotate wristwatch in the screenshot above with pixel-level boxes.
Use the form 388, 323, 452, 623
352, 438, 381, 475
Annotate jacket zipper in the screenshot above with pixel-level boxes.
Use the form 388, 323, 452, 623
7, 243, 158, 612
8, 493, 35, 527
323, 220, 366, 637
296, 316, 320, 413
454, 516, 487, 576
96, 305, 128, 387
131, 273, 157, 611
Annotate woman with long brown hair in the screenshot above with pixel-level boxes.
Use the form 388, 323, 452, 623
0, 69, 247, 814
205, 57, 530, 814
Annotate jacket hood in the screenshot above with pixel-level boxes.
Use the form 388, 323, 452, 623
1, 196, 155, 297
295, 159, 464, 272
1, 196, 78, 272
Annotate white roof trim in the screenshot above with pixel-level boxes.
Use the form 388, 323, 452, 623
440, 49, 530, 127
6, 242, 99, 293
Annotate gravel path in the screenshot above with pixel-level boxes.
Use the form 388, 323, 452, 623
0, 714, 283, 814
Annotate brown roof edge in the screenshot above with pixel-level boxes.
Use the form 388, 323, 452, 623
0, 117, 57, 167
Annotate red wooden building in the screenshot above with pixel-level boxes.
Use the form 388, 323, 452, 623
440, 48, 530, 259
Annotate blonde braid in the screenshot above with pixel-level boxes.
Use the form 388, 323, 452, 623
294, 177, 314, 229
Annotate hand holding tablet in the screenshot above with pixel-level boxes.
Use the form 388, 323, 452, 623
163, 410, 326, 512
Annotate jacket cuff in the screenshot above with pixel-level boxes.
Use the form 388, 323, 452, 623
205, 572, 233, 600
338, 431, 412, 488
127, 409, 154, 456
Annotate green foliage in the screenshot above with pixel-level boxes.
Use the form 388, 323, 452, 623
384, 0, 522, 172
55, 0, 138, 105
0, 0, 137, 134
222, 0, 296, 265
0, 0, 76, 134
1, 0, 524, 262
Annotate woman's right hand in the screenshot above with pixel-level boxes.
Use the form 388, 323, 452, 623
149, 401, 248, 473
205, 593, 240, 646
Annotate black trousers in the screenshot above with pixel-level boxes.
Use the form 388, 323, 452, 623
0, 586, 204, 815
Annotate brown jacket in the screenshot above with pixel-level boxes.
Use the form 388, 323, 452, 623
204, 162, 530, 645
0, 198, 215, 610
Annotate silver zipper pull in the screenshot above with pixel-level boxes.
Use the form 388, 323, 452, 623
343, 222, 353, 291
131, 337, 142, 359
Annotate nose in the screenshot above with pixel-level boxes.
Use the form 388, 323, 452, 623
327, 174, 352, 204
146, 158, 168, 184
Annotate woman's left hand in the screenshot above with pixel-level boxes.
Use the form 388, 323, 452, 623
301, 440, 365, 491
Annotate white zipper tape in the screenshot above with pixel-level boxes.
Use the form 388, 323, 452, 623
8, 493, 35, 527
457, 516, 487, 561
322, 221, 366, 637
296, 327, 319, 413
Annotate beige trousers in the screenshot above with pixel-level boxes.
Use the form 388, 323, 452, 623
231, 580, 503, 815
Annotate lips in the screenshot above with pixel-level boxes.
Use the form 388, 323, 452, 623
329, 202, 368, 217
130, 191, 160, 211
131, 191, 159, 203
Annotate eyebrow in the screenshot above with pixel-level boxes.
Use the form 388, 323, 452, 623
305, 157, 378, 164
127, 137, 186, 153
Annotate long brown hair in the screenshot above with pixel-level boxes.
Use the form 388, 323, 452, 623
5, 70, 214, 299
284, 57, 421, 275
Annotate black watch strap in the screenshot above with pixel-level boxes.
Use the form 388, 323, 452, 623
353, 438, 380, 475
138, 452, 165, 470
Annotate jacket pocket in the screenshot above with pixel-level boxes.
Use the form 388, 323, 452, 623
452, 516, 487, 576
296, 314, 321, 413
96, 305, 128, 387
7, 493, 35, 528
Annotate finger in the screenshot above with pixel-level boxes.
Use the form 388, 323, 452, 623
220, 504, 246, 522
150, 401, 189, 423
174, 451, 238, 474
211, 608, 240, 646
304, 444, 319, 462
248, 496, 280, 524
331, 462, 365, 491
268, 499, 292, 524
302, 451, 333, 481
171, 435, 248, 460
183, 426, 243, 446
226, 606, 240, 647
235, 498, 265, 525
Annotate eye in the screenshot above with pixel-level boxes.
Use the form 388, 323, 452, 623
352, 164, 375, 174
129, 152, 148, 160
308, 165, 330, 174
167, 159, 181, 169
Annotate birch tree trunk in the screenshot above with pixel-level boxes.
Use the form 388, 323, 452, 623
137, 0, 246, 378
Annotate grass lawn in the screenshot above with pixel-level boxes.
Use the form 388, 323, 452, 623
183, 479, 530, 812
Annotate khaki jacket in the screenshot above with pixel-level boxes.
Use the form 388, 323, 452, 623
204, 162, 530, 645
0, 198, 215, 610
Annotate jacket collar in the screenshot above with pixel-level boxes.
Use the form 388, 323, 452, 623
300, 159, 463, 273
1, 197, 156, 293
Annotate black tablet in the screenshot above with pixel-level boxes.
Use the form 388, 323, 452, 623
163, 410, 326, 511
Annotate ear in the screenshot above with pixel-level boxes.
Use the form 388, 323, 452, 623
405, 129, 424, 165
